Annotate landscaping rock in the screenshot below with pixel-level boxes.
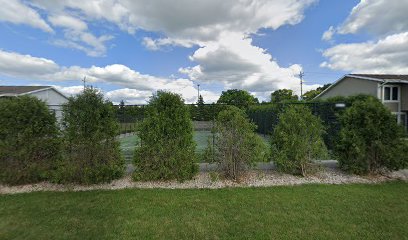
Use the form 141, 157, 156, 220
1, 161, 406, 195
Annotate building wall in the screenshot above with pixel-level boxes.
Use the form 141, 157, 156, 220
401, 84, 408, 111
29, 89, 68, 121
318, 77, 379, 99
383, 102, 399, 112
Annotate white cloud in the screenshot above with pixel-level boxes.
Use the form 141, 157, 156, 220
30, 0, 314, 39
48, 14, 87, 31
0, 50, 59, 77
321, 32, 408, 73
2, 0, 319, 97
179, 33, 307, 94
0, 0, 53, 32
53, 85, 84, 96
0, 49, 218, 103
48, 14, 113, 57
142, 37, 195, 51
28, 0, 315, 55
51, 33, 113, 57
105, 88, 152, 104
338, 0, 408, 36
322, 26, 335, 42
321, 0, 408, 73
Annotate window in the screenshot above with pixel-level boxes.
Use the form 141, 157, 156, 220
392, 87, 399, 100
384, 87, 391, 100
383, 86, 399, 101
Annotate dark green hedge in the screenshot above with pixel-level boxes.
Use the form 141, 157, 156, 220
0, 96, 61, 185
54, 88, 124, 184
335, 96, 408, 174
133, 91, 197, 181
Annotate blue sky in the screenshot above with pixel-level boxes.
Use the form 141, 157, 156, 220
0, 0, 407, 103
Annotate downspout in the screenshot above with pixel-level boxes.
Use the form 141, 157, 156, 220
378, 80, 388, 104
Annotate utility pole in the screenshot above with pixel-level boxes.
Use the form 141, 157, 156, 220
82, 76, 87, 90
299, 71, 304, 100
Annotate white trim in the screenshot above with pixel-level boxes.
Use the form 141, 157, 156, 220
18, 87, 53, 96
346, 75, 384, 82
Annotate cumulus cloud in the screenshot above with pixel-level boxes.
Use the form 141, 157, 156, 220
29, 0, 314, 40
53, 85, 84, 96
321, 0, 408, 73
0, 50, 59, 77
105, 88, 152, 104
179, 33, 307, 94
321, 32, 408, 73
2, 0, 320, 97
338, 0, 408, 36
24, 0, 315, 52
0, 0, 53, 32
0, 49, 217, 103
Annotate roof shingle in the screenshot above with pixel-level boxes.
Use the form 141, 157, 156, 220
0, 86, 51, 95
349, 74, 408, 81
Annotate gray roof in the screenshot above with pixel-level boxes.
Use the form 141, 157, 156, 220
348, 74, 408, 81
0, 86, 52, 96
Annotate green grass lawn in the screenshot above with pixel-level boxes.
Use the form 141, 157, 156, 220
1, 182, 407, 239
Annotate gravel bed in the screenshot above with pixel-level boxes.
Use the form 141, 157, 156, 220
1, 166, 406, 195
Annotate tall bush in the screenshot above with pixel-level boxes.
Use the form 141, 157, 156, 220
208, 106, 267, 180
133, 91, 197, 181
55, 88, 124, 184
271, 105, 328, 176
0, 96, 60, 185
336, 96, 408, 174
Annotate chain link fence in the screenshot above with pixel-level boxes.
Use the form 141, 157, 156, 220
115, 102, 347, 162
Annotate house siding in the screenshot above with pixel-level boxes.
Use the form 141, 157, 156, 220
401, 84, 408, 111
29, 89, 68, 121
318, 77, 378, 99
383, 102, 399, 112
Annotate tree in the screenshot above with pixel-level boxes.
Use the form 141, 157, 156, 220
207, 106, 267, 180
302, 84, 331, 101
335, 96, 408, 174
0, 96, 61, 185
55, 88, 124, 184
117, 100, 126, 122
133, 91, 197, 181
217, 89, 259, 108
271, 105, 328, 176
196, 94, 206, 121
270, 89, 298, 103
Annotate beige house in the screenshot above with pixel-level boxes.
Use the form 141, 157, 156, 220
0, 86, 68, 121
316, 74, 408, 129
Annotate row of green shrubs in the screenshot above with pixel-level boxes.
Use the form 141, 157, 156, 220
133, 92, 407, 181
1, 89, 407, 185
0, 88, 124, 185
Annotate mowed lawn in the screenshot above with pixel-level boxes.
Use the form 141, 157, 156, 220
1, 182, 407, 239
